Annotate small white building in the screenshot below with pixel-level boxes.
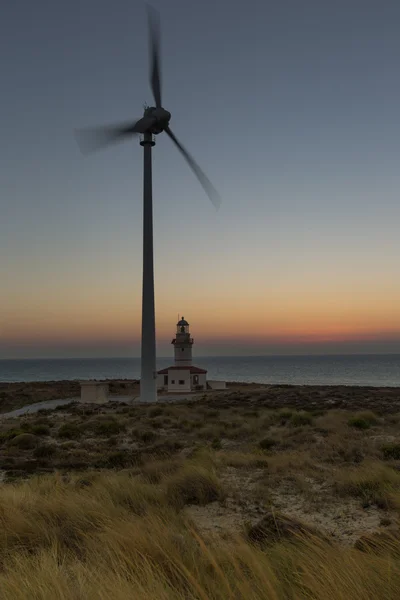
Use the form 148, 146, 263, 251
157, 317, 207, 393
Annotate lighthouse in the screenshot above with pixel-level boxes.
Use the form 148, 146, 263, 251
157, 316, 207, 392
172, 317, 193, 366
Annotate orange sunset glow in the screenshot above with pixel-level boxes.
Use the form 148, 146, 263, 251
2, 271, 400, 357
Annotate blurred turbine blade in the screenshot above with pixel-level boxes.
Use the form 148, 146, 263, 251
147, 4, 162, 108
75, 118, 153, 154
165, 126, 221, 210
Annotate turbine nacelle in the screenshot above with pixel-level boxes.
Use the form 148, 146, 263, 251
75, 4, 220, 210
144, 106, 171, 134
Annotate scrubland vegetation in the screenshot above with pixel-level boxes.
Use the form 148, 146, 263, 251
1, 383, 400, 598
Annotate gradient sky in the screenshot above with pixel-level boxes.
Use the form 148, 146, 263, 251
1, 0, 400, 359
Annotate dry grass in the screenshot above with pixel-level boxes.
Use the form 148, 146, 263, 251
0, 469, 400, 598
335, 461, 400, 508
2, 386, 400, 597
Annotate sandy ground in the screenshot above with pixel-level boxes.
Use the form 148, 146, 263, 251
1, 379, 400, 415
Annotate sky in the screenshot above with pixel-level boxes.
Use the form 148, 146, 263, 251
1, 0, 400, 359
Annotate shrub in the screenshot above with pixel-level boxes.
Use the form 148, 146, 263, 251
33, 444, 57, 459
166, 465, 223, 509
382, 444, 400, 461
55, 403, 73, 411
205, 409, 220, 419
0, 428, 25, 443
290, 412, 314, 427
140, 458, 182, 484
217, 452, 269, 469
309, 409, 326, 417
58, 423, 81, 439
278, 409, 293, 424
33, 416, 51, 426
259, 437, 277, 451
348, 412, 379, 430
199, 425, 222, 440
20, 422, 33, 432
59, 440, 78, 450
136, 430, 159, 444
8, 433, 39, 450
31, 424, 51, 436
147, 439, 184, 457
357, 411, 379, 425
189, 420, 203, 430
336, 462, 400, 508
94, 420, 125, 436
348, 418, 370, 430
247, 511, 326, 546
211, 437, 222, 450
104, 451, 130, 468
243, 410, 259, 418
148, 406, 164, 418
149, 418, 164, 429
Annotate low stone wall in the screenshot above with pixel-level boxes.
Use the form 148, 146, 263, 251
80, 382, 109, 404
207, 380, 227, 390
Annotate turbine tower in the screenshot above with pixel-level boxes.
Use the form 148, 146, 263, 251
75, 5, 220, 402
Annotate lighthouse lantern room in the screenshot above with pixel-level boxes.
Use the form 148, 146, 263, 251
157, 317, 207, 392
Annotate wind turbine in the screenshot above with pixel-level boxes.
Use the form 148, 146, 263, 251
75, 5, 220, 403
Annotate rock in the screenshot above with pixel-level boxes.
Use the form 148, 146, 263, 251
8, 433, 39, 450
247, 511, 327, 545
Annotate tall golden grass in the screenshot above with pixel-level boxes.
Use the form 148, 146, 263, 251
0, 465, 400, 599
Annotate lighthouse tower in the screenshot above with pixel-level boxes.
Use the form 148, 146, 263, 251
156, 316, 208, 393
172, 317, 193, 366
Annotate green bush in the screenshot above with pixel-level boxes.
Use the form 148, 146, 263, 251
94, 450, 141, 469
0, 429, 24, 443
33, 444, 57, 458
149, 418, 164, 429
348, 412, 379, 430
94, 420, 125, 436
211, 438, 222, 450
290, 412, 314, 427
278, 409, 293, 424
382, 444, 400, 460
58, 423, 81, 439
243, 410, 259, 418
31, 424, 50, 436
148, 439, 184, 456
205, 410, 220, 418
148, 406, 164, 418
309, 409, 326, 417
348, 418, 370, 430
357, 411, 379, 425
20, 422, 33, 432
136, 430, 159, 444
105, 451, 129, 468
8, 433, 39, 450
259, 437, 277, 450
33, 416, 51, 426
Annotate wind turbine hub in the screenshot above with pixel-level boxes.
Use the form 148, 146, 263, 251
144, 106, 171, 134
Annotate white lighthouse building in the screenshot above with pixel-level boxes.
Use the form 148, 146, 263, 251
157, 317, 207, 393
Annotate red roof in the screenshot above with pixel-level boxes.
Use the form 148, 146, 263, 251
157, 365, 207, 375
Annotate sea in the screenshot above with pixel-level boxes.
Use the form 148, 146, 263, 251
0, 355, 399, 387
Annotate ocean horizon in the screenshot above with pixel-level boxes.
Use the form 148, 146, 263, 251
1, 354, 399, 387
